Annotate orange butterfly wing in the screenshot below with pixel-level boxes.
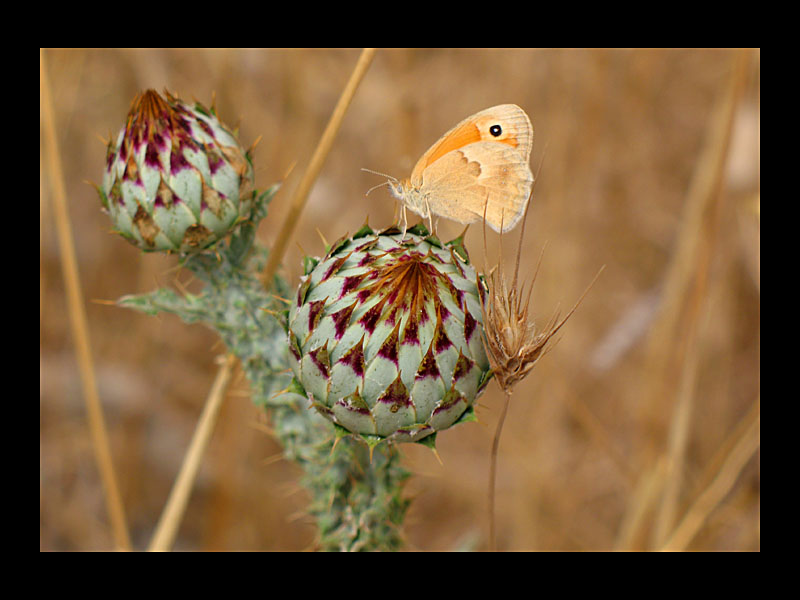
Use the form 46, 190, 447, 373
410, 104, 533, 188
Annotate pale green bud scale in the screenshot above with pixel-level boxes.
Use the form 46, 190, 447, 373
287, 224, 492, 446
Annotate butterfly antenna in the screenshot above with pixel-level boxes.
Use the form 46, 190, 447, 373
364, 180, 390, 196
361, 167, 399, 184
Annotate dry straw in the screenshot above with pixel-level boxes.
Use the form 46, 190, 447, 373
479, 185, 604, 551
144, 49, 376, 551
617, 49, 756, 551
43, 47, 376, 551
260, 49, 376, 290
40, 49, 132, 551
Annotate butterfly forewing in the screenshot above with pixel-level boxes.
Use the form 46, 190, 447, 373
387, 104, 534, 234
420, 143, 533, 232
410, 104, 532, 188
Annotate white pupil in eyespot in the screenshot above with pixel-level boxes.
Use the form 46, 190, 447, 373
490, 124, 502, 136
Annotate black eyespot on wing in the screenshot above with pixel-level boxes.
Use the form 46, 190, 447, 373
489, 124, 502, 137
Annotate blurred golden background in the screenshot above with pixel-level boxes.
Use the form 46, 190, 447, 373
40, 48, 760, 551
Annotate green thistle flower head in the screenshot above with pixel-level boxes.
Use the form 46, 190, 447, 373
287, 224, 492, 448
97, 89, 255, 253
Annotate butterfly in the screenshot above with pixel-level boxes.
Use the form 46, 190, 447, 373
366, 104, 534, 236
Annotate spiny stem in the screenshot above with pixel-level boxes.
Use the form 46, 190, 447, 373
488, 390, 512, 552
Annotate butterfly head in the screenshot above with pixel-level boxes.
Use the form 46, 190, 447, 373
363, 168, 417, 209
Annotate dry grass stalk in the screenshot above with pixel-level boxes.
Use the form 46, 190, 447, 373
659, 396, 760, 551
479, 187, 603, 551
645, 50, 753, 549
40, 49, 132, 551
260, 48, 376, 291
148, 354, 237, 551
40, 49, 758, 552
146, 49, 377, 551
481, 249, 596, 395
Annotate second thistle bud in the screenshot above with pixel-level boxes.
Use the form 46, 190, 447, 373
97, 89, 255, 253
287, 225, 492, 446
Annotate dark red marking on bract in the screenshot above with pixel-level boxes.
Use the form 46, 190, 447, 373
386, 298, 408, 327
339, 338, 365, 377
175, 115, 192, 134
296, 277, 311, 308
331, 302, 356, 340
463, 310, 477, 342
152, 131, 165, 150
415, 345, 440, 380
144, 143, 160, 168
452, 350, 473, 382
132, 125, 146, 151
437, 299, 451, 321
323, 256, 348, 281
289, 339, 301, 362
197, 118, 215, 139
418, 303, 431, 326
357, 253, 377, 267
402, 314, 420, 346
354, 238, 379, 252
359, 299, 385, 335
170, 150, 190, 175
309, 344, 330, 378
377, 374, 411, 410
336, 396, 370, 415
425, 247, 445, 264
106, 149, 116, 172
339, 275, 364, 299
207, 149, 223, 176
455, 288, 466, 310
307, 299, 326, 334
433, 386, 464, 416
433, 317, 453, 354
313, 403, 334, 419
377, 322, 401, 366
385, 305, 398, 327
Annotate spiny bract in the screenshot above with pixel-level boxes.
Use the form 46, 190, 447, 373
287, 224, 492, 447
97, 89, 255, 253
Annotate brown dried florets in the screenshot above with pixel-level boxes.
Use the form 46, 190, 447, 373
478, 222, 601, 394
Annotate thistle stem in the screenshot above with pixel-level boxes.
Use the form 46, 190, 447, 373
488, 390, 512, 551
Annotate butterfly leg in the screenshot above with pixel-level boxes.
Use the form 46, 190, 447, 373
401, 205, 408, 240
424, 197, 435, 236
